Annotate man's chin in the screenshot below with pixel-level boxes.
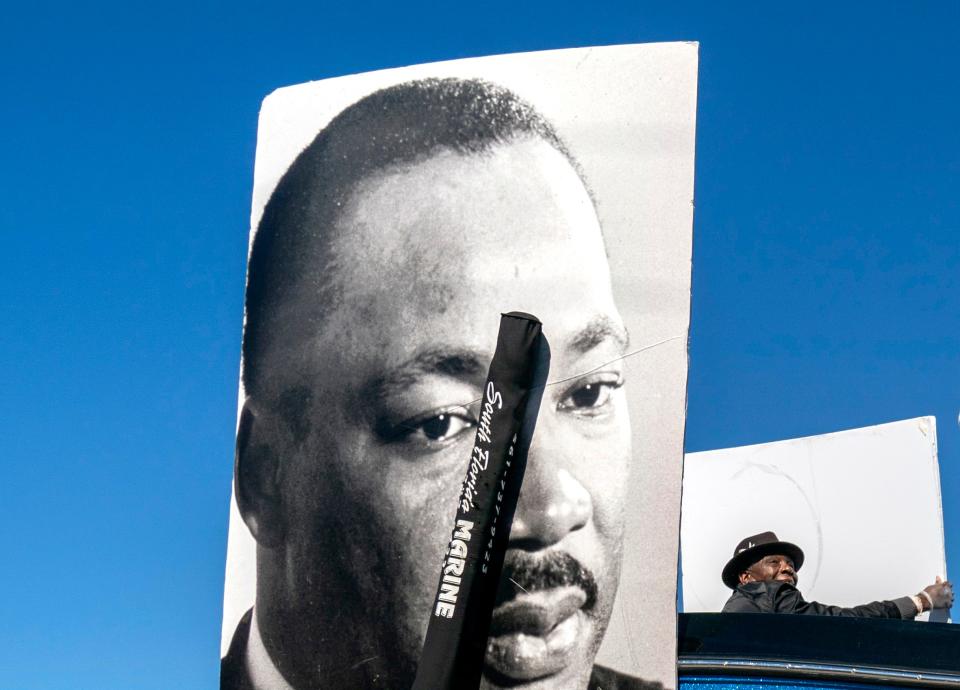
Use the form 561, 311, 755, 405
481, 660, 591, 690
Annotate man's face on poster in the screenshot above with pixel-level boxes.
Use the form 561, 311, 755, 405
248, 137, 632, 689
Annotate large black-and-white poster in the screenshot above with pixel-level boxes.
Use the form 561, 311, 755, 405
222, 43, 698, 690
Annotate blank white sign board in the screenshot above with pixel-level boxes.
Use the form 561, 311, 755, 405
681, 417, 946, 618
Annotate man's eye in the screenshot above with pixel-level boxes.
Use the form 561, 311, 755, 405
417, 412, 475, 441
557, 375, 624, 415
393, 409, 476, 445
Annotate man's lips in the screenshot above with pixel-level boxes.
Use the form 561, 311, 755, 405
485, 586, 589, 681
489, 587, 585, 636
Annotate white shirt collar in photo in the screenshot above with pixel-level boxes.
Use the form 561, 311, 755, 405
246, 608, 294, 690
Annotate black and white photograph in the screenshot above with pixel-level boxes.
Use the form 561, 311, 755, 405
221, 43, 698, 690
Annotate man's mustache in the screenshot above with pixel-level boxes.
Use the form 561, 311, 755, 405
498, 550, 598, 610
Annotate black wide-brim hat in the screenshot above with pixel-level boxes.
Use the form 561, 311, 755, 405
721, 531, 805, 589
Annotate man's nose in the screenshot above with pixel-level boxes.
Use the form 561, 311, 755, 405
508, 443, 592, 549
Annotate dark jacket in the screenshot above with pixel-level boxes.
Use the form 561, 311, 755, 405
222, 609, 662, 690
220, 610, 253, 690
721, 580, 917, 618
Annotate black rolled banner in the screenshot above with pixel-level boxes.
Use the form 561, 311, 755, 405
412, 312, 545, 690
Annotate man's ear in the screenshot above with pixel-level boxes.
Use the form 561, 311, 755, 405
738, 570, 754, 585
235, 401, 286, 548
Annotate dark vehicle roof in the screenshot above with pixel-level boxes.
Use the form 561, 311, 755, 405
678, 613, 960, 688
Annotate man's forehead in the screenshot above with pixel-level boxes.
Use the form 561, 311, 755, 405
328, 138, 604, 280
278, 136, 624, 385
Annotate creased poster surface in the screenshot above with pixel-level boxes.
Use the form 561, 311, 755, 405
222, 43, 698, 689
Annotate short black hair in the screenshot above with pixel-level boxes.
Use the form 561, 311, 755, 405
242, 77, 580, 401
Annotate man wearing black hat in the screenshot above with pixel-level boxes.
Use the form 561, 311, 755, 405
721, 531, 954, 617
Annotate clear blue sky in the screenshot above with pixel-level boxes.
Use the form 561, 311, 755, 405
2, 2, 956, 688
